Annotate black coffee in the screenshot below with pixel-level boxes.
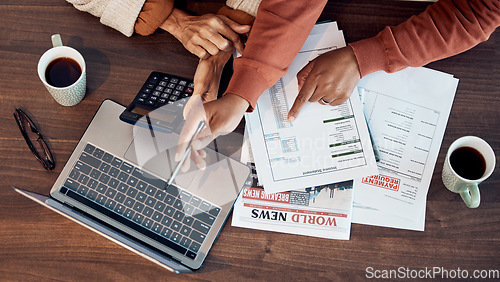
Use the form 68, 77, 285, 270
45, 57, 81, 87
450, 146, 486, 180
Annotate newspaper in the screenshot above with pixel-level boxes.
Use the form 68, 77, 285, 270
232, 133, 353, 240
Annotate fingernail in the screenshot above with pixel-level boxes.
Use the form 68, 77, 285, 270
288, 116, 295, 123
175, 153, 181, 162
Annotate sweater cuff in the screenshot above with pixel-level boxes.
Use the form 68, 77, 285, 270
101, 0, 146, 37
135, 0, 174, 36
349, 35, 388, 77
224, 59, 271, 112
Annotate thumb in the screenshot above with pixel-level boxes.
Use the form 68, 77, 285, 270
220, 16, 251, 34
297, 61, 314, 92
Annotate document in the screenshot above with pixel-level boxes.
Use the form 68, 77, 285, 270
352, 67, 458, 230
232, 133, 353, 240
245, 22, 378, 194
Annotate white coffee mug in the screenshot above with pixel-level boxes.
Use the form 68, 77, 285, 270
37, 34, 86, 106
442, 136, 495, 208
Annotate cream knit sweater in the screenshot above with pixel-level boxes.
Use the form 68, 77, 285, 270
67, 0, 146, 37
67, 0, 262, 37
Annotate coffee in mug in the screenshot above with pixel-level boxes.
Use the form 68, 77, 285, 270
442, 136, 495, 208
37, 34, 86, 106
45, 57, 82, 88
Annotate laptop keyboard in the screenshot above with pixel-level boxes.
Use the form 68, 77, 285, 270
60, 143, 221, 260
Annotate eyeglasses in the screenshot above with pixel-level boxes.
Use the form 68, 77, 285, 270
13, 108, 56, 170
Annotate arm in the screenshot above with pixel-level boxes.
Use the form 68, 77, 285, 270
288, 0, 500, 121
67, 0, 146, 37
351, 0, 500, 76
176, 0, 327, 171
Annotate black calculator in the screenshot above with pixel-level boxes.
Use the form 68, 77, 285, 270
120, 71, 194, 132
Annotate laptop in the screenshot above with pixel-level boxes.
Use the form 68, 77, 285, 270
13, 99, 250, 273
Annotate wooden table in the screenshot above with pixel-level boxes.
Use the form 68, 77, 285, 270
1, 0, 498, 280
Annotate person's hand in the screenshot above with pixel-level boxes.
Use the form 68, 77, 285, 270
161, 9, 250, 59
287, 46, 361, 122
176, 94, 249, 171
183, 48, 233, 118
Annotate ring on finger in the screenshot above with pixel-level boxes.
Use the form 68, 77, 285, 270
320, 98, 329, 104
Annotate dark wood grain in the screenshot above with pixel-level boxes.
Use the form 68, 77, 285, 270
1, 0, 499, 280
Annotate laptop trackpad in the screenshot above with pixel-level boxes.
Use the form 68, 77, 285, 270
123, 127, 242, 206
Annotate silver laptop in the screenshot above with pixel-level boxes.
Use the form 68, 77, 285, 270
14, 99, 250, 273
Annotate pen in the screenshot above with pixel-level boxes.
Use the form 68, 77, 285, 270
165, 120, 206, 190
359, 87, 381, 162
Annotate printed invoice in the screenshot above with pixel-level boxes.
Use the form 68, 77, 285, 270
245, 22, 378, 194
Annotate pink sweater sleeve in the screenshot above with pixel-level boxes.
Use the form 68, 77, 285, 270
224, 0, 327, 111
350, 0, 500, 77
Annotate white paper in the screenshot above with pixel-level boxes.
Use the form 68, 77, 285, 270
352, 67, 458, 230
245, 23, 378, 194
232, 130, 353, 240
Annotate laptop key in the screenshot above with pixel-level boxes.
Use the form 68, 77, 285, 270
193, 210, 215, 225
105, 187, 117, 199
209, 207, 221, 217
102, 152, 114, 163
183, 216, 194, 227
189, 241, 201, 253
74, 161, 92, 175
120, 162, 134, 174
126, 187, 138, 198
180, 226, 192, 237
114, 203, 126, 215
96, 194, 108, 205
192, 220, 210, 235
124, 208, 135, 220
114, 192, 126, 203
124, 198, 135, 208
145, 196, 156, 207
69, 169, 80, 180
93, 148, 104, 159
109, 167, 120, 178
111, 157, 122, 168
136, 192, 147, 203
80, 152, 102, 168
133, 202, 145, 213
64, 179, 79, 191
161, 216, 173, 227
84, 143, 95, 154
143, 206, 154, 217
189, 230, 206, 244
133, 213, 145, 224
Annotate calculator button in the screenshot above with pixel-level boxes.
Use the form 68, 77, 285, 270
156, 86, 164, 91
159, 81, 167, 87
173, 90, 181, 96
160, 93, 169, 99
146, 83, 155, 88
167, 83, 176, 89
176, 85, 184, 91
164, 88, 172, 94
137, 98, 145, 104
158, 98, 167, 104
169, 95, 178, 101
143, 88, 152, 94
170, 78, 178, 83
179, 80, 187, 86
185, 88, 193, 94
188, 83, 194, 88
146, 100, 154, 106
151, 75, 159, 82
153, 91, 161, 96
